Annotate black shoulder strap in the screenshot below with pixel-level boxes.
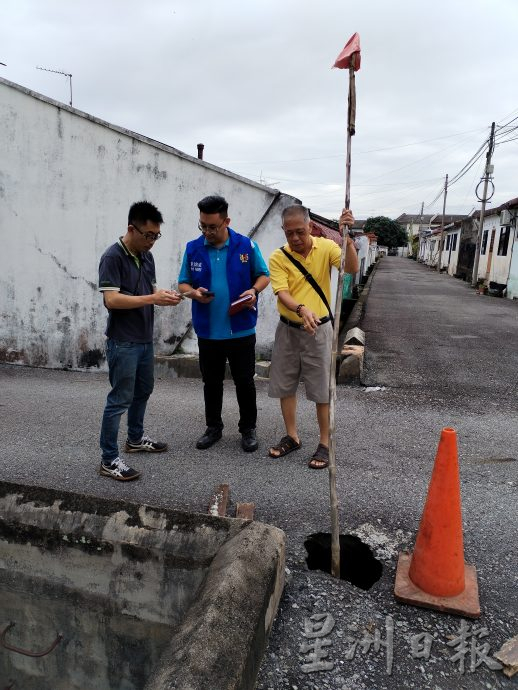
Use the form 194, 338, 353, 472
280, 247, 334, 324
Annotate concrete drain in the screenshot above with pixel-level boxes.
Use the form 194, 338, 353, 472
304, 532, 383, 590
0, 481, 285, 690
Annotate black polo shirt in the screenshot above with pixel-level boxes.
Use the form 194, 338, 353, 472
99, 239, 156, 343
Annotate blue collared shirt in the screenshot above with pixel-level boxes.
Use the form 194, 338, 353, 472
179, 236, 268, 339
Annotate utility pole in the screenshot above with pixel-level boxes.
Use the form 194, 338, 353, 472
36, 66, 73, 106
416, 201, 424, 260
436, 174, 448, 271
471, 122, 496, 287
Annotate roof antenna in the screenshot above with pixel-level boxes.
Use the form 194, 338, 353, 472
36, 65, 73, 106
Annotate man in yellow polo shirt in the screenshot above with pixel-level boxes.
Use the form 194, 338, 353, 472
268, 204, 358, 469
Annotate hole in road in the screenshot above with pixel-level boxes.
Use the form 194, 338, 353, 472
304, 532, 383, 590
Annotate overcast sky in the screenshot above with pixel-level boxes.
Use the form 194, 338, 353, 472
2, 0, 517, 220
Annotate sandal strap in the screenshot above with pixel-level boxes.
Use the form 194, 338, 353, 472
269, 434, 301, 457
311, 444, 329, 462
278, 435, 297, 452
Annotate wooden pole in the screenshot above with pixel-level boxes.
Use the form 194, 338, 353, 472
328, 60, 355, 578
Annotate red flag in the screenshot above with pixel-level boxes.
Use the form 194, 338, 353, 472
333, 32, 361, 70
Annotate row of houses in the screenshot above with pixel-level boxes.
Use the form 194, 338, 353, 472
398, 199, 518, 300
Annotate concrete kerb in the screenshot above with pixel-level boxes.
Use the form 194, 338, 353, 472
0, 480, 285, 690
336, 258, 382, 384
340, 258, 381, 338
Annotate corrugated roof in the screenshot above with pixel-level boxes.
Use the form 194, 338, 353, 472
309, 219, 343, 246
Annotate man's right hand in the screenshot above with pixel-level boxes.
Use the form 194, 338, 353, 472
339, 208, 355, 229
299, 306, 320, 336
191, 287, 215, 303
153, 289, 182, 306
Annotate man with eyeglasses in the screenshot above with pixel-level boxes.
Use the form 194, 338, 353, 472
178, 195, 270, 452
98, 201, 182, 481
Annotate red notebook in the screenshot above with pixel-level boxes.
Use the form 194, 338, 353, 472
228, 294, 254, 316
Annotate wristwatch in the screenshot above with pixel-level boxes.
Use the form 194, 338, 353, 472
252, 287, 259, 298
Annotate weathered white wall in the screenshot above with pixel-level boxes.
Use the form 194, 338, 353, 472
488, 225, 514, 285
506, 232, 518, 299
476, 214, 498, 281
0, 78, 301, 368
367, 240, 377, 268
442, 230, 460, 276
424, 237, 439, 266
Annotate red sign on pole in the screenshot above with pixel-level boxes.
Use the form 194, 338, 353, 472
333, 32, 361, 70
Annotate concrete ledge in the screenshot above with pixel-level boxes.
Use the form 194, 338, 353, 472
155, 355, 272, 382
255, 360, 271, 378
155, 354, 203, 380
146, 523, 285, 690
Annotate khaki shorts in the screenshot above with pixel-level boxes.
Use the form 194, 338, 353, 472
268, 320, 332, 403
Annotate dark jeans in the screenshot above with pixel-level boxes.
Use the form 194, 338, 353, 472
198, 334, 257, 432
100, 339, 154, 463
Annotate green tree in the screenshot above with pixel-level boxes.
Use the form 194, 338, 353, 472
363, 216, 408, 248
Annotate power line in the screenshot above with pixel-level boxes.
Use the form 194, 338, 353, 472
217, 126, 488, 165
288, 176, 440, 202
496, 106, 518, 124
495, 134, 518, 146
355, 127, 487, 154
356, 129, 485, 186
448, 142, 488, 186
422, 139, 487, 209
471, 122, 496, 287
424, 183, 446, 209
495, 114, 518, 130
494, 124, 518, 141
460, 157, 486, 209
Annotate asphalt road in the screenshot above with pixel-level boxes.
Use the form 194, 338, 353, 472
1, 256, 517, 689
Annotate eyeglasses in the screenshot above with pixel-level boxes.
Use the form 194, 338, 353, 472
198, 220, 227, 234
131, 224, 162, 241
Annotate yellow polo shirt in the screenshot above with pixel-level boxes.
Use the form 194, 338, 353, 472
269, 236, 341, 322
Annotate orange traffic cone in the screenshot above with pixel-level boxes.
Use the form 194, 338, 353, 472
394, 427, 480, 617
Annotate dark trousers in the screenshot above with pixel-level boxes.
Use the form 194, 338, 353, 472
198, 334, 257, 432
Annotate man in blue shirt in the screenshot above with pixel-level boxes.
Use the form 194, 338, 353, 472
98, 201, 182, 481
178, 195, 270, 452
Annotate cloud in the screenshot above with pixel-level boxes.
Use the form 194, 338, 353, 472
2, 0, 517, 219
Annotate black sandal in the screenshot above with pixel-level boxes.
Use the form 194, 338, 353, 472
268, 435, 302, 458
308, 443, 329, 470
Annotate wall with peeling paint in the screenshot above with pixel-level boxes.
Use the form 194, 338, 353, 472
0, 78, 300, 369
475, 212, 515, 286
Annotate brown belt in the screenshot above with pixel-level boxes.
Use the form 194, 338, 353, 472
279, 315, 331, 329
